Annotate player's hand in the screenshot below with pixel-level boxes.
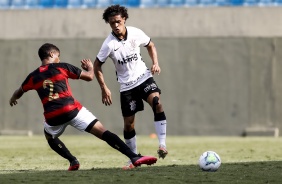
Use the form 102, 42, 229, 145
9, 98, 18, 106
101, 87, 112, 106
81, 59, 93, 71
151, 64, 161, 75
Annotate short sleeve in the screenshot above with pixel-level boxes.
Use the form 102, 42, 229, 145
97, 40, 111, 63
63, 63, 82, 79
21, 73, 34, 92
136, 28, 151, 47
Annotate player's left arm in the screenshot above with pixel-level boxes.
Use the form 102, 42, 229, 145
146, 41, 161, 75
9, 87, 24, 106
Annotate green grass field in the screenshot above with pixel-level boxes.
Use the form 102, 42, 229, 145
1, 135, 282, 184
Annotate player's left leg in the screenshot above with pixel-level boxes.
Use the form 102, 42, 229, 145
44, 129, 79, 171
147, 92, 168, 159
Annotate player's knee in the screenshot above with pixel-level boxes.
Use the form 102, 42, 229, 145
44, 130, 52, 140
85, 119, 98, 133
152, 96, 166, 121
152, 96, 160, 113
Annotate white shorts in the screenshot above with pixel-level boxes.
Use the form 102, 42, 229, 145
44, 107, 96, 138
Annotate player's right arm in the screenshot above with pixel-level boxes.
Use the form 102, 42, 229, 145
10, 73, 33, 107
94, 58, 112, 106
9, 87, 24, 106
80, 59, 94, 81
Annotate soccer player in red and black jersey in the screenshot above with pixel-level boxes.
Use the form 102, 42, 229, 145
9, 43, 157, 171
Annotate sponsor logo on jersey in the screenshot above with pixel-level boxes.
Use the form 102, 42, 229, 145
117, 53, 138, 65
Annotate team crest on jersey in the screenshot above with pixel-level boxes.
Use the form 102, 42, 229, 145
129, 100, 136, 111
130, 40, 137, 50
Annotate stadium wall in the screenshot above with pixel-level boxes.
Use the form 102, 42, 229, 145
1, 7, 282, 136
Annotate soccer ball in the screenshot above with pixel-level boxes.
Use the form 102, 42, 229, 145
198, 151, 221, 172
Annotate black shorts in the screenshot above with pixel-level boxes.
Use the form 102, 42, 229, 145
120, 77, 161, 117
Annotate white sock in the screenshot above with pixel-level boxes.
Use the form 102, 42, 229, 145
125, 135, 138, 154
154, 120, 167, 148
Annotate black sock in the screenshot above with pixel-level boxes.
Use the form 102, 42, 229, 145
102, 130, 138, 159
47, 137, 76, 162
123, 129, 136, 139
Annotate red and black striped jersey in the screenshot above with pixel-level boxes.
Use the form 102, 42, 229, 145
21, 63, 83, 126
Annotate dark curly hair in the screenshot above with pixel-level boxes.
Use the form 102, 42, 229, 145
38, 43, 60, 61
103, 4, 129, 23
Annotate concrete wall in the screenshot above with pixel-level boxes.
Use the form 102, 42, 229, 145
1, 7, 282, 136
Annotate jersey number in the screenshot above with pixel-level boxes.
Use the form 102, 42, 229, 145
43, 79, 59, 101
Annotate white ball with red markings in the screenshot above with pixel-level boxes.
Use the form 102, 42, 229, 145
199, 151, 221, 172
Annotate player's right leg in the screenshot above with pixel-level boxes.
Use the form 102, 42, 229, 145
120, 89, 144, 169
70, 107, 157, 169
123, 115, 138, 170
44, 125, 79, 171
86, 120, 157, 168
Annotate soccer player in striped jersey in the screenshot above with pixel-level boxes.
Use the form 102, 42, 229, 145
9, 43, 157, 171
92, 5, 168, 170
